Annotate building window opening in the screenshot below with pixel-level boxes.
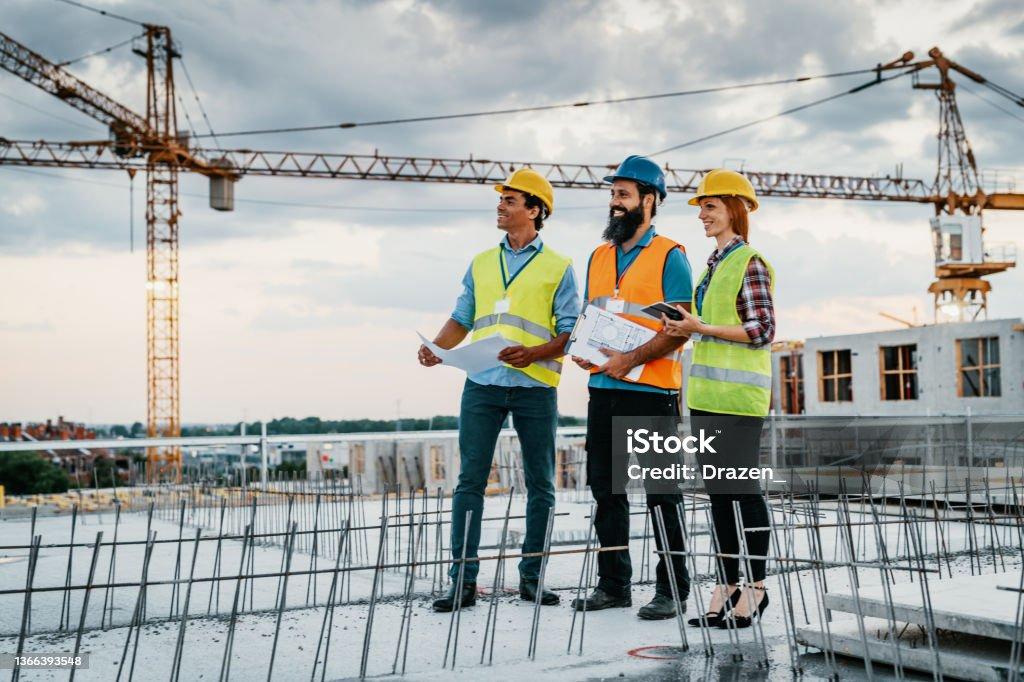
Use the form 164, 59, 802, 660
880, 344, 918, 400
819, 349, 853, 402
780, 353, 805, 414
958, 336, 1001, 397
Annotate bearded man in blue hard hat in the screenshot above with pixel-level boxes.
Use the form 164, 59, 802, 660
570, 155, 694, 620
418, 168, 580, 612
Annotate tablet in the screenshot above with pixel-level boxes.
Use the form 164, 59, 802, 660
641, 301, 684, 320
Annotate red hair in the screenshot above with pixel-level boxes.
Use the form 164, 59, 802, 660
719, 195, 750, 243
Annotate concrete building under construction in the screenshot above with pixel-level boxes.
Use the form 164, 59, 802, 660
757, 317, 1024, 416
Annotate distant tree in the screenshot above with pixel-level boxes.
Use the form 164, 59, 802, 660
130, 421, 144, 437
276, 459, 307, 475
91, 456, 119, 488
181, 425, 220, 437
110, 425, 130, 438
0, 452, 70, 494
191, 415, 475, 436
229, 416, 463, 435
419, 416, 459, 430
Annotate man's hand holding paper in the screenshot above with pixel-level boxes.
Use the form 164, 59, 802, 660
497, 344, 536, 368
417, 332, 517, 375
566, 304, 654, 381
596, 347, 640, 380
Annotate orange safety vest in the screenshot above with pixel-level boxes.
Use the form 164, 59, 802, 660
586, 234, 685, 390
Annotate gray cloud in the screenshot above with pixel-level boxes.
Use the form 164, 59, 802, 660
5, 0, 1024, 423
952, 0, 1024, 34
2, 0, 1022, 253
248, 216, 934, 324
261, 242, 468, 316
758, 228, 931, 303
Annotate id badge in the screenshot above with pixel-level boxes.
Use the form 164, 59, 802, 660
606, 298, 625, 314
493, 297, 511, 314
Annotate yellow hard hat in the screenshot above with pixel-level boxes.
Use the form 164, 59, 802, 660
688, 169, 759, 212
495, 168, 555, 216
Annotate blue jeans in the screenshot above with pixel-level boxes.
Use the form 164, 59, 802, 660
448, 379, 557, 584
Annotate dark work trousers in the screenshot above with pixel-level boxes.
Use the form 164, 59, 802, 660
690, 407, 770, 584
585, 387, 688, 598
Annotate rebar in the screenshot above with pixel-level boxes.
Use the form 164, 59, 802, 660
1, 463, 1021, 682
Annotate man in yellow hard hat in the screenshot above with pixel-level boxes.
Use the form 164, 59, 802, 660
418, 168, 580, 612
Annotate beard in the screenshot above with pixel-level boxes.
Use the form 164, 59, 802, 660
602, 204, 645, 245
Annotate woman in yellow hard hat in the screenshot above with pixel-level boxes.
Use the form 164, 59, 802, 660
661, 169, 776, 629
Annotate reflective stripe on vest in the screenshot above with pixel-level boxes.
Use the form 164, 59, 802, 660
472, 313, 554, 342
588, 296, 653, 318
470, 244, 571, 387
690, 364, 772, 390
686, 244, 775, 417
586, 234, 686, 390
691, 332, 767, 349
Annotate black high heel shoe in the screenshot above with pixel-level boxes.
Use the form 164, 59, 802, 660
718, 586, 768, 629
687, 586, 742, 627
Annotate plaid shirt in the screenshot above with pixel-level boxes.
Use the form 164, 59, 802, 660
697, 236, 775, 347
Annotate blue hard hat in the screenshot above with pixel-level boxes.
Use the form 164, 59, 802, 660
603, 155, 667, 200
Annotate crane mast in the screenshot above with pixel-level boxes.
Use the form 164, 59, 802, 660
1, 25, 192, 480
913, 47, 1018, 321
139, 26, 182, 481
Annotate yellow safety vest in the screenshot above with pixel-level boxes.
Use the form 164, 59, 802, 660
687, 244, 775, 417
470, 243, 571, 387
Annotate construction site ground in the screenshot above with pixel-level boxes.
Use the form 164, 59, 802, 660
0, 496, 1018, 680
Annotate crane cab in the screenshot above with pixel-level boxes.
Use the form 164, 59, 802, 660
928, 215, 1016, 321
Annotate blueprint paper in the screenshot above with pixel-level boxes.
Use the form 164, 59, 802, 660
417, 333, 515, 375
566, 304, 655, 382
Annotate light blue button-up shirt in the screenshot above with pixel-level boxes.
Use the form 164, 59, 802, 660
583, 228, 693, 394
451, 234, 581, 388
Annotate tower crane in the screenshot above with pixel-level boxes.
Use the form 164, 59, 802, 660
910, 47, 1020, 320
1, 25, 1021, 482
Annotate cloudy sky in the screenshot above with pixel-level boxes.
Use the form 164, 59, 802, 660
1, 0, 1022, 424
